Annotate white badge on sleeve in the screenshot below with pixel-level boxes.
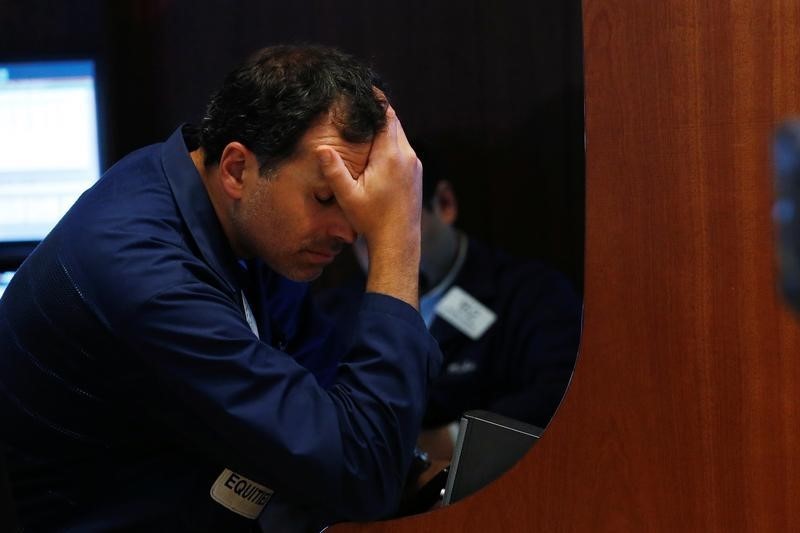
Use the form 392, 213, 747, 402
210, 468, 273, 519
434, 286, 497, 340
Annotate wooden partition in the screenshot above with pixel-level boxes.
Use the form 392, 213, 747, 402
332, 1, 800, 530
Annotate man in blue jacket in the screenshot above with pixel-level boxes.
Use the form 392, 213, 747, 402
318, 143, 581, 461
0, 45, 441, 531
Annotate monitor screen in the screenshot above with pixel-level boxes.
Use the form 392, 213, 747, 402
0, 271, 13, 299
0, 59, 101, 264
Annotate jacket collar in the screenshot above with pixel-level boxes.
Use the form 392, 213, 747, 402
160, 125, 242, 294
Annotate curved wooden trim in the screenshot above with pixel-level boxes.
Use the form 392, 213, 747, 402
331, 1, 800, 531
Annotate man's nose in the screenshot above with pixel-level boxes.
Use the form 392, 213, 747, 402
328, 210, 357, 244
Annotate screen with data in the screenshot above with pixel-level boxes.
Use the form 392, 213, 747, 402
0, 60, 100, 245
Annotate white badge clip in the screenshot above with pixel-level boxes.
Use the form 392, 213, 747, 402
434, 286, 497, 340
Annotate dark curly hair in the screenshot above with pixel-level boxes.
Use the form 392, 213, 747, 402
199, 44, 388, 174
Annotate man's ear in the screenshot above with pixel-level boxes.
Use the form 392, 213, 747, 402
218, 142, 250, 200
433, 180, 458, 225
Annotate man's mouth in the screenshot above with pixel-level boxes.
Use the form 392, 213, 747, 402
306, 249, 338, 263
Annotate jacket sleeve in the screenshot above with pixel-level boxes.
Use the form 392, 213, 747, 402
110, 272, 441, 521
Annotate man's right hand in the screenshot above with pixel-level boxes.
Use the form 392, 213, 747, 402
316, 106, 422, 309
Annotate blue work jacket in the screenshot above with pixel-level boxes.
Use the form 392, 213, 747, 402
0, 126, 441, 531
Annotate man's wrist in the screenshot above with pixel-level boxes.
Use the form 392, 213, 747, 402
365, 236, 420, 309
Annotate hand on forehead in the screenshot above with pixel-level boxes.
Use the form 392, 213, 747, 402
300, 113, 373, 179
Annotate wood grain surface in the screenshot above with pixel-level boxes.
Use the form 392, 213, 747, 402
331, 1, 800, 531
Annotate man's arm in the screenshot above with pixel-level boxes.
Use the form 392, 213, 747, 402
117, 273, 438, 522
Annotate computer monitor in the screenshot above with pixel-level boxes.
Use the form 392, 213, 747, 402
0, 59, 102, 268
443, 410, 543, 505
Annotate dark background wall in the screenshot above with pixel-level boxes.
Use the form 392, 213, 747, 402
0, 0, 584, 289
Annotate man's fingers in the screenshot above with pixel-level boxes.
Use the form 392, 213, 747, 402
393, 110, 413, 154
374, 105, 417, 166
316, 146, 357, 199
369, 105, 400, 156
